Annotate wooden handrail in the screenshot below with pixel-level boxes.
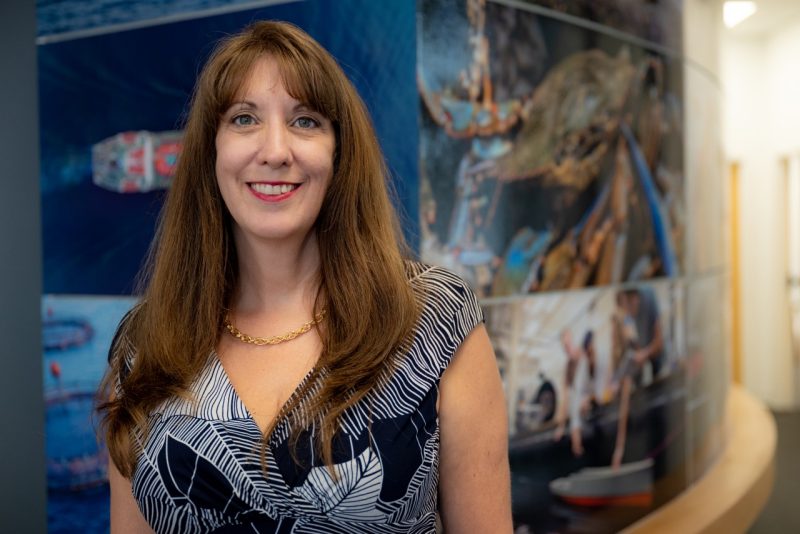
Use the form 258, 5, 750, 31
623, 385, 776, 534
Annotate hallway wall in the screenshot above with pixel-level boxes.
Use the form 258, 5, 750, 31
721, 11, 800, 409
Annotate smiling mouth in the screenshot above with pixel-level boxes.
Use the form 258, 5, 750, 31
248, 183, 300, 196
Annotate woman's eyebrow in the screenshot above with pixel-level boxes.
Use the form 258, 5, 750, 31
227, 100, 258, 111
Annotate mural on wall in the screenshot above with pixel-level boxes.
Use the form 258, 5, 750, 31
531, 0, 683, 51
38, 1, 417, 532
487, 280, 687, 531
42, 295, 137, 533
38, 0, 725, 532
418, 0, 684, 298
35, 0, 301, 40
684, 273, 728, 483
39, 1, 418, 297
683, 63, 727, 484
418, 0, 695, 531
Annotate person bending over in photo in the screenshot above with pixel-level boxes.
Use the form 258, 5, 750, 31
610, 288, 664, 468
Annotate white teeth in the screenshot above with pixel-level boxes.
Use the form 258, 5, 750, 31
251, 183, 297, 195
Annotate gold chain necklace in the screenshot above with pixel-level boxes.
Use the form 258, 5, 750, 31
224, 309, 326, 346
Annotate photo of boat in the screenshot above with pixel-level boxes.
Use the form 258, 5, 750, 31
91, 130, 182, 193
509, 368, 687, 532
484, 278, 687, 531
549, 458, 654, 507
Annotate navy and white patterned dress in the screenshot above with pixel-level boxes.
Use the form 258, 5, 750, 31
114, 263, 483, 533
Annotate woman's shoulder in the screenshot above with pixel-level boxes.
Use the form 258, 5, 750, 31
403, 259, 472, 289
402, 260, 484, 360
404, 260, 481, 312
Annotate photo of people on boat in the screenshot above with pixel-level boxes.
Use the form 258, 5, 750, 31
418, 0, 685, 298
485, 279, 688, 531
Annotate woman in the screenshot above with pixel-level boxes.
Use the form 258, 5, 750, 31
98, 21, 511, 533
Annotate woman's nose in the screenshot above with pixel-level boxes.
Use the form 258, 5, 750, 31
256, 124, 292, 168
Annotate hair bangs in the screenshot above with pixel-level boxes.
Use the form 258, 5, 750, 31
209, 45, 263, 119
201, 23, 343, 126
272, 50, 340, 124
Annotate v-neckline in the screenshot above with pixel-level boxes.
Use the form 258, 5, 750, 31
210, 351, 318, 445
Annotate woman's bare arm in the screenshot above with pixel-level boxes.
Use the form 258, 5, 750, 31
438, 323, 513, 533
109, 460, 154, 533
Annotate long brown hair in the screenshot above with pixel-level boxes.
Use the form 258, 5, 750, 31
98, 21, 419, 478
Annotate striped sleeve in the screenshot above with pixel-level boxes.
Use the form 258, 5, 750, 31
414, 265, 485, 378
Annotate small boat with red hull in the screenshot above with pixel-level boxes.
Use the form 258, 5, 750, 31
549, 458, 654, 507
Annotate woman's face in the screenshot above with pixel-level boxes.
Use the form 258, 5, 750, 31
215, 55, 335, 246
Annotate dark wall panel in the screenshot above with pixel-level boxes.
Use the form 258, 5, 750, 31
0, 0, 47, 532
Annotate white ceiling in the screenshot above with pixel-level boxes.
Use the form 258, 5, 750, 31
724, 0, 800, 36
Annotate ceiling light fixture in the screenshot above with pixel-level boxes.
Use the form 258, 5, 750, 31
724, 1, 758, 29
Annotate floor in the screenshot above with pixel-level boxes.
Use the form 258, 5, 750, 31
749, 410, 800, 532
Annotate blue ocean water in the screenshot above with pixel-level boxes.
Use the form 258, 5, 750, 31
48, 485, 110, 534
43, 295, 137, 533
42, 295, 138, 397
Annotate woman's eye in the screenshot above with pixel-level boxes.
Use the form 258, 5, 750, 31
293, 116, 320, 129
232, 114, 256, 126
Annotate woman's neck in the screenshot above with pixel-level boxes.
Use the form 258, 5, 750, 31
232, 229, 322, 316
